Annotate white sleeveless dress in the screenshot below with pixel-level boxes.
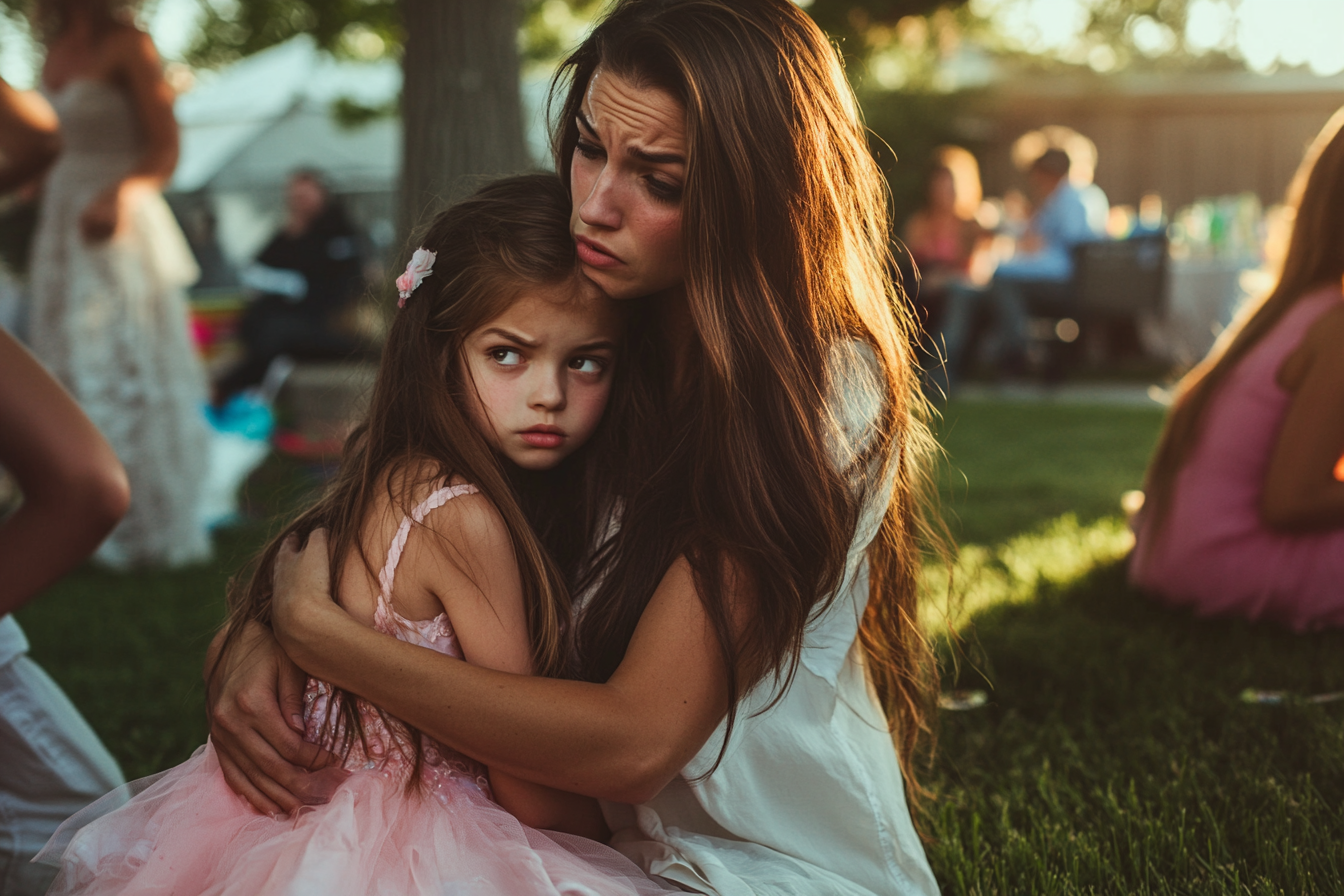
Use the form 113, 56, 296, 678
28, 80, 211, 568
602, 343, 941, 896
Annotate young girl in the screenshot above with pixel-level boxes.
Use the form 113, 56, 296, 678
35, 174, 674, 895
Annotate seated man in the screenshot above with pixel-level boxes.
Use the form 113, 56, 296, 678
935, 148, 1104, 392
212, 170, 366, 408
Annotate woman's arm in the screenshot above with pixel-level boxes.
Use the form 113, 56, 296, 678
0, 78, 60, 194
273, 531, 732, 805
402, 493, 608, 838
1261, 301, 1344, 531
80, 28, 179, 242
0, 329, 129, 617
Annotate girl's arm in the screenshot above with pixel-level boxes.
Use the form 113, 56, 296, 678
272, 530, 732, 806
1261, 301, 1344, 531
0, 77, 60, 194
80, 28, 178, 242
0, 329, 129, 617
404, 493, 609, 838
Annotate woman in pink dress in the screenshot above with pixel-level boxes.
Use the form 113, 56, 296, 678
1130, 107, 1344, 631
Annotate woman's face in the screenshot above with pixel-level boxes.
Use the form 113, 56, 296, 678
569, 69, 686, 301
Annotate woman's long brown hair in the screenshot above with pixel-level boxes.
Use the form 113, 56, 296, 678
1141, 106, 1344, 540
213, 174, 608, 784
552, 0, 941, 793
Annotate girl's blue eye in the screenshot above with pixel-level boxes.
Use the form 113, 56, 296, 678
570, 357, 605, 374
490, 348, 523, 366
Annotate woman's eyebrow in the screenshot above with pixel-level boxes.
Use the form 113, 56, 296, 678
577, 110, 682, 165
628, 146, 684, 166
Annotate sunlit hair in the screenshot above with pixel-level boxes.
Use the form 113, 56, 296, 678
551, 0, 942, 796
1142, 106, 1344, 539
30, 0, 135, 43
213, 174, 604, 786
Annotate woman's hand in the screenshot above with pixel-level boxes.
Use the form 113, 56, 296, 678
205, 619, 347, 815
271, 529, 343, 663
79, 185, 121, 243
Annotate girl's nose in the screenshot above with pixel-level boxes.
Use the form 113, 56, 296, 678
578, 166, 622, 231
529, 367, 566, 411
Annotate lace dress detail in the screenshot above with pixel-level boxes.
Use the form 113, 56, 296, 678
27, 80, 211, 568
38, 482, 678, 896
303, 483, 493, 797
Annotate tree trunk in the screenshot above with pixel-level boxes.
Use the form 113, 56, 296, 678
398, 0, 530, 238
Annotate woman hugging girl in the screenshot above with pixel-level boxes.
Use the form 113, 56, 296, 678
36, 173, 676, 896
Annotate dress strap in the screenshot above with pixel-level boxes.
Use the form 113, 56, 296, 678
377, 483, 479, 599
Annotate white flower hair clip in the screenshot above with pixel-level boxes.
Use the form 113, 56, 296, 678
396, 248, 437, 308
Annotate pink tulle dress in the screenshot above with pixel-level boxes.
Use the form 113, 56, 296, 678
36, 484, 676, 896
1129, 286, 1344, 630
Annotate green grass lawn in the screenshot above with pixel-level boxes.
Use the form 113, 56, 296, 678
15, 400, 1344, 894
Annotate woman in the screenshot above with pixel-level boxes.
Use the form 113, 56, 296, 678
27, 0, 211, 568
902, 147, 984, 306
210, 2, 941, 893
1130, 106, 1344, 631
902, 147, 986, 394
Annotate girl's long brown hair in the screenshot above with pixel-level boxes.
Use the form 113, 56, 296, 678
552, 0, 941, 791
213, 174, 607, 783
1142, 107, 1344, 539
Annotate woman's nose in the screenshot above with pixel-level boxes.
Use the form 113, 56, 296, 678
578, 166, 622, 231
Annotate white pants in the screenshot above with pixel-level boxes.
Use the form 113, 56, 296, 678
0, 652, 124, 895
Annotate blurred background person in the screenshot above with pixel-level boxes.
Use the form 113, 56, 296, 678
26, 0, 212, 569
902, 146, 986, 328
0, 328, 129, 895
0, 78, 59, 195
212, 168, 367, 409
0, 77, 59, 334
901, 146, 989, 393
936, 147, 1105, 391
1130, 107, 1344, 631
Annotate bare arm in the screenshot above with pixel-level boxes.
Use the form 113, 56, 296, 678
400, 493, 607, 838
0, 329, 129, 617
1261, 301, 1344, 531
79, 28, 179, 242
273, 531, 732, 805
0, 78, 60, 194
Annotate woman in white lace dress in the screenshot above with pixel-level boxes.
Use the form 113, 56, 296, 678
27, 0, 211, 568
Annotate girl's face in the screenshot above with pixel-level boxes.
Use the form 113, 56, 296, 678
570, 68, 686, 301
460, 280, 623, 471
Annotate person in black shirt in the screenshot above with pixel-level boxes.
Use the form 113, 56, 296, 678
213, 169, 365, 407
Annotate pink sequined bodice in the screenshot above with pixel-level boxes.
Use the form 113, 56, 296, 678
302, 484, 492, 798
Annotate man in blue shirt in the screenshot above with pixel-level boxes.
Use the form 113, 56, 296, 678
933, 148, 1104, 393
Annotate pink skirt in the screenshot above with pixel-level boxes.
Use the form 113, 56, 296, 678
36, 741, 675, 895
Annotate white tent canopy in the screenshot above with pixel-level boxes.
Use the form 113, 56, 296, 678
171, 34, 402, 195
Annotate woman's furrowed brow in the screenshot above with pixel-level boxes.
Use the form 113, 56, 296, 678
628, 146, 684, 166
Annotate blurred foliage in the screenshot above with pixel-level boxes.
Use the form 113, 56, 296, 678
181, 0, 402, 69
170, 0, 607, 70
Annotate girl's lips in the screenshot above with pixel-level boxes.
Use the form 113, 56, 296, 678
520, 429, 565, 449
575, 236, 622, 270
